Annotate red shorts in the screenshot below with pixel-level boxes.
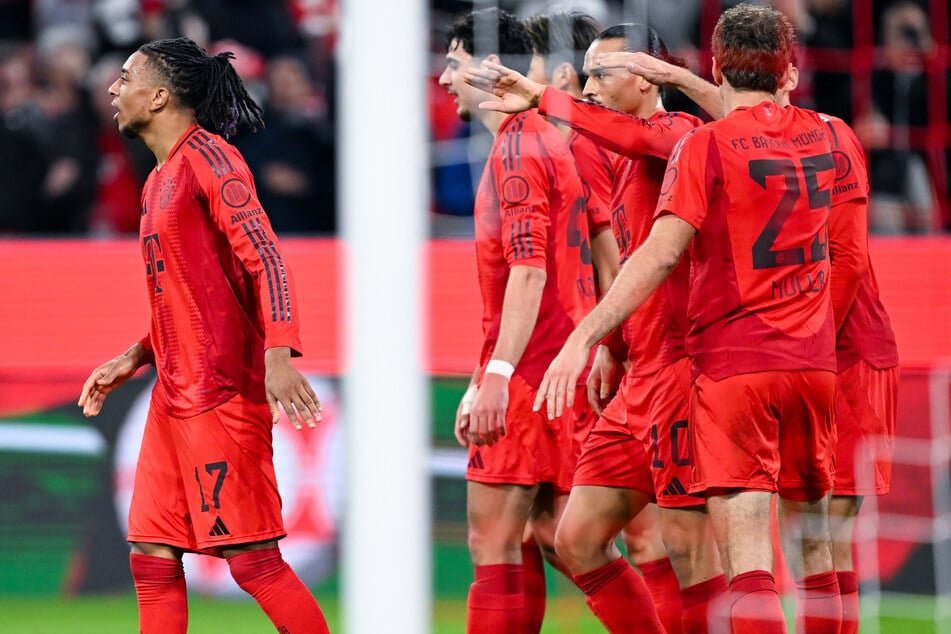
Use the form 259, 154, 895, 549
564, 389, 598, 490
573, 358, 700, 508
128, 391, 286, 555
834, 362, 899, 496
465, 373, 571, 490
690, 370, 836, 502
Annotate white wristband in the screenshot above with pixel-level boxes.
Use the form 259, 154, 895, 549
460, 384, 477, 415
484, 359, 515, 380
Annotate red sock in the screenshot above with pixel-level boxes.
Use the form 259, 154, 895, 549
227, 547, 329, 634
522, 543, 547, 633
129, 553, 188, 634
728, 570, 786, 634
680, 574, 728, 634
467, 564, 525, 634
795, 570, 842, 634
838, 570, 860, 634
574, 557, 666, 633
640, 557, 684, 633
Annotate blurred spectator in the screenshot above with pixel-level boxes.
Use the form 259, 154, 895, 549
800, 0, 854, 122
872, 0, 931, 130
234, 53, 336, 234
855, 107, 936, 234
188, 0, 304, 58
0, 0, 31, 40
33, 25, 99, 233
0, 41, 47, 233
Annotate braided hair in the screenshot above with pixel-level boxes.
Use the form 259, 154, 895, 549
138, 37, 264, 139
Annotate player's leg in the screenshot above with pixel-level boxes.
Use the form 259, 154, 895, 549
690, 373, 790, 633
658, 506, 727, 634
830, 496, 862, 634
647, 358, 727, 633
833, 362, 899, 634
706, 490, 786, 634
172, 395, 329, 633
467, 481, 538, 633
623, 506, 684, 634
127, 401, 191, 634
555, 484, 665, 632
521, 484, 574, 633
775, 370, 840, 634
129, 542, 188, 634
223, 539, 329, 634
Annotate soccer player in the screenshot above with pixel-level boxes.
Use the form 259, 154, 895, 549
466, 23, 727, 634
438, 9, 595, 632
76, 38, 329, 634
520, 12, 619, 631
611, 52, 901, 634
526, 5, 847, 632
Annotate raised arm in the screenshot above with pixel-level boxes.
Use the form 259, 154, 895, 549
596, 51, 724, 119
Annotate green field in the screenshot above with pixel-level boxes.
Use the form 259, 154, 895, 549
0, 593, 947, 633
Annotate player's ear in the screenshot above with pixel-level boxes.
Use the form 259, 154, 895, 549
711, 57, 723, 86
150, 86, 170, 112
484, 53, 501, 67
552, 62, 575, 91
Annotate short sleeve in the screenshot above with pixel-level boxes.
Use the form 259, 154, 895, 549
654, 128, 714, 230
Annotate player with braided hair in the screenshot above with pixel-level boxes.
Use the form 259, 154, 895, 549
78, 38, 330, 633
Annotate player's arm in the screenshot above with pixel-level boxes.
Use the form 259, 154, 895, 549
469, 264, 546, 447
77, 339, 154, 417
534, 213, 695, 419
193, 154, 319, 429
596, 51, 724, 119
466, 61, 688, 159
826, 120, 871, 331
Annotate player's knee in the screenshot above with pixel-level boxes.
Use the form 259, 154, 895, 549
227, 547, 286, 592
554, 519, 604, 572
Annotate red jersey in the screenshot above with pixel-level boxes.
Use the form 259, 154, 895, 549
567, 130, 613, 236
540, 87, 702, 374
475, 111, 594, 386
657, 102, 841, 380
139, 125, 302, 417
821, 114, 900, 371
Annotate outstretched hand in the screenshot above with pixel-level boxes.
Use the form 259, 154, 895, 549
463, 60, 545, 114
78, 344, 148, 417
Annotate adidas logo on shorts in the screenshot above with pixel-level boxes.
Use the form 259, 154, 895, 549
208, 516, 231, 537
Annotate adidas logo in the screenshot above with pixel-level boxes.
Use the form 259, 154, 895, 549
660, 477, 687, 496
208, 516, 231, 537
468, 451, 484, 469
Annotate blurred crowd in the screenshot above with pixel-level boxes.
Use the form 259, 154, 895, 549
0, 0, 338, 236
430, 0, 951, 236
0, 0, 947, 237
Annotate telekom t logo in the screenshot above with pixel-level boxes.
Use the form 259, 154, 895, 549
143, 233, 165, 293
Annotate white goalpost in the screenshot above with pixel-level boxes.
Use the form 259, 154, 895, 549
340, 0, 431, 632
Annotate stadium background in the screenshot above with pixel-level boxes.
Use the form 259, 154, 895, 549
0, 0, 950, 632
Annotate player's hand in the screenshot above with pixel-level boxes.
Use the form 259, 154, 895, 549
77, 347, 142, 417
533, 335, 590, 421
264, 347, 322, 430
463, 60, 545, 113
586, 345, 624, 416
454, 384, 478, 448
468, 373, 509, 447
595, 51, 677, 86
